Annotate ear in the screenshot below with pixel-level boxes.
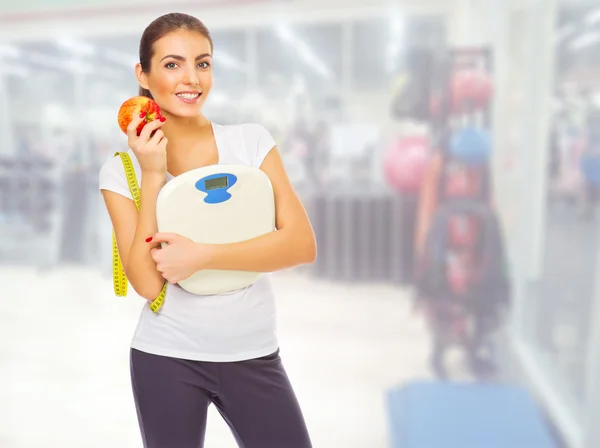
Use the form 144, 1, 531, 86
135, 63, 150, 90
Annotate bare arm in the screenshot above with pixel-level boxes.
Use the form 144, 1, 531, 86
102, 173, 167, 301
415, 153, 442, 258
203, 146, 317, 272
102, 112, 169, 301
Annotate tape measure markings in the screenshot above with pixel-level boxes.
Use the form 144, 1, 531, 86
112, 151, 166, 314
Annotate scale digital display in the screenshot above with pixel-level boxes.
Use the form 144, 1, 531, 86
204, 176, 229, 191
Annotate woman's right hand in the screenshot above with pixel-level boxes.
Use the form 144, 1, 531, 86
127, 112, 168, 176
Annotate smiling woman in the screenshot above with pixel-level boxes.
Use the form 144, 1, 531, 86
136, 14, 213, 98
137, 24, 214, 116
98, 11, 315, 448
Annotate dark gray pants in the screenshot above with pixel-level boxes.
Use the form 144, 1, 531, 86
130, 348, 312, 448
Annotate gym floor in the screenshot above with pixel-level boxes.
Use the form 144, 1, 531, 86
0, 265, 458, 448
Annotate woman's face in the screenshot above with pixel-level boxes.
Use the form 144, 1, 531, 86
137, 29, 213, 118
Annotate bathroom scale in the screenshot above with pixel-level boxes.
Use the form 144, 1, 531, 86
156, 164, 276, 295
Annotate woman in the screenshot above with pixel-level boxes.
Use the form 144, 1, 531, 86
98, 12, 316, 448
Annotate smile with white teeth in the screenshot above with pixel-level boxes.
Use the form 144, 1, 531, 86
176, 92, 200, 99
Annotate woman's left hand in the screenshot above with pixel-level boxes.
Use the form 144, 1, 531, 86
149, 233, 213, 284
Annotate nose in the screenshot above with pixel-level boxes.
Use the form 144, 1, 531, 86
182, 65, 200, 86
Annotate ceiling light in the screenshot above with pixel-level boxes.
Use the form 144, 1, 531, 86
0, 44, 20, 58
56, 38, 95, 56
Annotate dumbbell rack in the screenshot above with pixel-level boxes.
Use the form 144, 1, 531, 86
435, 47, 494, 200
0, 155, 64, 269
428, 47, 499, 380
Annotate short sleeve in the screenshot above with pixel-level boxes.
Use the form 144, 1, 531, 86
98, 155, 134, 200
243, 123, 276, 168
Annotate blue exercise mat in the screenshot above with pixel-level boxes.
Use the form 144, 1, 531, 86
386, 381, 557, 448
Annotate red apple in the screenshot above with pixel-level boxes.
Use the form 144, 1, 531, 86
117, 96, 163, 136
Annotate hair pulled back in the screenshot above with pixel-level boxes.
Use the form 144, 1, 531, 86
138, 12, 213, 99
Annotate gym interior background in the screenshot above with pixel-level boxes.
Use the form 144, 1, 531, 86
1, 0, 599, 447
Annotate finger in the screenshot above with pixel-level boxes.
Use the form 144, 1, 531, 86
157, 136, 169, 151
148, 129, 165, 146
162, 273, 175, 283
139, 118, 166, 142
152, 232, 178, 244
150, 248, 160, 262
127, 112, 146, 141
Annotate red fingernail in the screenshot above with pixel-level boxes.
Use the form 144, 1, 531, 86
145, 237, 153, 242
139, 112, 146, 118
159, 117, 166, 122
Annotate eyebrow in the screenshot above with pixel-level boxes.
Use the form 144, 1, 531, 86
160, 53, 212, 62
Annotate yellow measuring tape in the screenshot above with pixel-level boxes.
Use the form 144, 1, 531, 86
112, 151, 167, 314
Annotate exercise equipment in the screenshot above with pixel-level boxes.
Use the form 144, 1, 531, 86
309, 190, 416, 285
412, 47, 501, 380
0, 155, 63, 269
416, 199, 510, 378
387, 381, 558, 448
448, 215, 478, 248
580, 151, 600, 185
0, 156, 59, 227
450, 127, 491, 165
446, 251, 476, 295
383, 136, 430, 193
156, 164, 276, 295
451, 69, 493, 112
390, 49, 436, 121
443, 164, 483, 199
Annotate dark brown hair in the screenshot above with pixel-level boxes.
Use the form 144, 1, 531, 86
138, 12, 214, 99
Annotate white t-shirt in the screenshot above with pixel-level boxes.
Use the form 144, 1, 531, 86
98, 122, 279, 362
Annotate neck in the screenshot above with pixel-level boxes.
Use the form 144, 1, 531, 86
160, 111, 211, 144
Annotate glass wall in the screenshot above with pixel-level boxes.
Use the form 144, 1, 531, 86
491, 0, 600, 446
